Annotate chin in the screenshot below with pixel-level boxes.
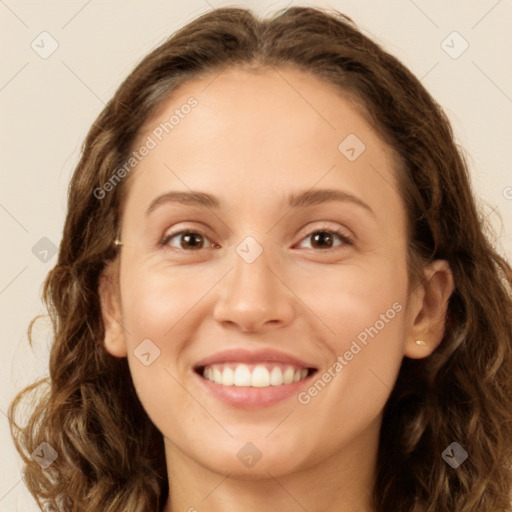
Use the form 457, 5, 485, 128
192, 442, 308, 479
208, 461, 301, 480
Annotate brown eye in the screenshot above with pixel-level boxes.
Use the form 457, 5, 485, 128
310, 231, 335, 249
298, 229, 353, 250
159, 227, 352, 253
161, 230, 214, 251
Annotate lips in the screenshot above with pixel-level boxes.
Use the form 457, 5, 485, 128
194, 349, 317, 406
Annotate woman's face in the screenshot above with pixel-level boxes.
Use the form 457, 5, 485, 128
102, 66, 431, 479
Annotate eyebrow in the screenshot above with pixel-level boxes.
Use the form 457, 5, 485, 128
145, 188, 375, 217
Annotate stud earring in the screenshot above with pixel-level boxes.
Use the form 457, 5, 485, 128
114, 238, 123, 247
415, 340, 426, 346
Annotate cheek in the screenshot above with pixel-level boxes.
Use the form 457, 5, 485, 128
298, 257, 408, 346
295, 259, 408, 414
119, 258, 208, 340
119, 264, 209, 429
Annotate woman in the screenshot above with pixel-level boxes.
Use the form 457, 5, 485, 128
9, 6, 512, 512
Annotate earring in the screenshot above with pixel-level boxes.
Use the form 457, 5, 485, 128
114, 238, 123, 247
415, 340, 426, 346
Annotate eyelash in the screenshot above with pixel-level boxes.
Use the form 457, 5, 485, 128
158, 225, 354, 253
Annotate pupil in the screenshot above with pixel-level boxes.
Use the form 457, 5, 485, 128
313, 232, 333, 249
182, 232, 203, 249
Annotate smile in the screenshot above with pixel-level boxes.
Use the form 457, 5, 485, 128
193, 348, 318, 408
199, 363, 314, 388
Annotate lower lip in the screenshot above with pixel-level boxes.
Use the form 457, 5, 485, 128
194, 371, 315, 409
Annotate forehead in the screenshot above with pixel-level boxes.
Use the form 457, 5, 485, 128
123, 66, 402, 223
138, 65, 380, 153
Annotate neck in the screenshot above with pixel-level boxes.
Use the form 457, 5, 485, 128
162, 416, 380, 512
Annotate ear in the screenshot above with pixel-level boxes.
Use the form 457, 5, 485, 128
404, 259, 454, 359
98, 260, 127, 358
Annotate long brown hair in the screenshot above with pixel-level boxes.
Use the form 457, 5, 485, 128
9, 6, 512, 511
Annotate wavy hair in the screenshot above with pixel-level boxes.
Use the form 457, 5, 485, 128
8, 6, 512, 511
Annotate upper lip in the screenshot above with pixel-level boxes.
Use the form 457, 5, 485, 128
194, 348, 317, 370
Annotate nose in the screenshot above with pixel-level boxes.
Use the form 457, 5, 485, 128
212, 244, 296, 333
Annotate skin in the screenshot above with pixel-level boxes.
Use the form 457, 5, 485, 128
99, 66, 454, 512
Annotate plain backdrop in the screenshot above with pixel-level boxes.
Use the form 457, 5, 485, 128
1, 0, 511, 509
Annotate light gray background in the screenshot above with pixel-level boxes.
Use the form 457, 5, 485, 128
1, 0, 511, 509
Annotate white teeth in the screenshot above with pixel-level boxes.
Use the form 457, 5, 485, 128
251, 365, 270, 387
222, 366, 234, 386
233, 364, 252, 386
269, 366, 283, 386
283, 366, 295, 384
201, 363, 311, 388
